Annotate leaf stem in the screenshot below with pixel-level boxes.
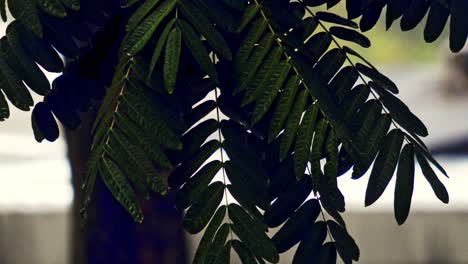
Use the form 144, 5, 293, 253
103, 59, 133, 149
212, 53, 234, 242
306, 165, 335, 242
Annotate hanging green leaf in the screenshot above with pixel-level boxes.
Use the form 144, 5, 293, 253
0, 51, 34, 111
183, 181, 225, 234
449, 0, 468, 52
294, 104, 319, 178
394, 144, 415, 225
318, 242, 338, 264
169, 140, 220, 189
147, 19, 176, 80
235, 18, 267, 67
205, 223, 230, 264
0, 0, 6, 22
292, 222, 327, 264
356, 63, 399, 94
272, 199, 321, 253
179, 0, 232, 60
279, 89, 309, 161
329, 26, 371, 48
229, 204, 279, 263
31, 102, 59, 142
126, 0, 163, 32
175, 161, 222, 209
251, 60, 292, 124
268, 75, 300, 143
121, 0, 177, 56
232, 240, 257, 264
370, 82, 428, 137
235, 32, 275, 94
98, 157, 143, 223
178, 19, 219, 83
365, 129, 404, 206
193, 206, 226, 264
315, 11, 358, 28
264, 176, 312, 228
416, 150, 449, 204
423, 1, 449, 43
163, 27, 182, 94
7, 0, 43, 36
328, 220, 360, 263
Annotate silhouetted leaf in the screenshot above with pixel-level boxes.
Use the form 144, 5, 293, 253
316, 11, 358, 28
98, 157, 143, 223
175, 161, 222, 209
370, 82, 428, 137
180, 0, 232, 60
293, 222, 327, 264
272, 199, 321, 253
183, 181, 225, 234
318, 242, 337, 264
232, 240, 257, 264
121, 0, 176, 56
356, 63, 399, 94
268, 75, 300, 143
294, 104, 319, 178
178, 19, 219, 83
329, 26, 371, 48
328, 220, 359, 263
193, 206, 226, 264
7, 0, 43, 36
449, 0, 468, 52
205, 223, 230, 264
394, 144, 415, 225
264, 176, 313, 228
229, 204, 279, 263
148, 19, 176, 80
424, 1, 449, 43
169, 140, 220, 189
163, 27, 181, 94
400, 0, 430, 31
416, 150, 449, 204
32, 102, 59, 142
279, 89, 309, 161
365, 129, 404, 206
126, 0, 162, 32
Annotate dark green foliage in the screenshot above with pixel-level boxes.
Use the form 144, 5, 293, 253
183, 181, 225, 234
416, 150, 449, 204
0, 0, 461, 263
229, 204, 279, 263
328, 220, 359, 263
264, 176, 313, 228
293, 222, 327, 263
344, 0, 467, 52
272, 199, 321, 253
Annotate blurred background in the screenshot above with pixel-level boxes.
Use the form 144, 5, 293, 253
0, 3, 467, 264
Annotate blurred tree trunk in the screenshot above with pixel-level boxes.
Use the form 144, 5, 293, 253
65, 112, 94, 264
65, 112, 188, 264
